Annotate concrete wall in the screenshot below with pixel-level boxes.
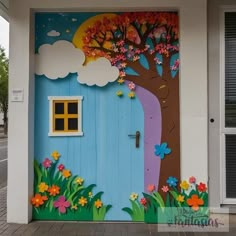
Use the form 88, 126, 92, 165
8, 0, 208, 223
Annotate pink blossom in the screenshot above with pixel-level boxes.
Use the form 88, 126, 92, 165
53, 196, 70, 214
189, 176, 196, 184
128, 82, 136, 91
116, 40, 125, 47
149, 49, 155, 55
58, 164, 65, 172
120, 47, 127, 53
161, 185, 169, 193
119, 71, 126, 77
42, 158, 52, 169
154, 57, 162, 65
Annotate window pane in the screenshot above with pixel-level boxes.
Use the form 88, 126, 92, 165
55, 103, 64, 114
68, 118, 78, 130
226, 135, 236, 198
68, 102, 78, 114
55, 118, 64, 131
225, 12, 236, 127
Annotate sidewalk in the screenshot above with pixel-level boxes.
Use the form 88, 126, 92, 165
1, 186, 236, 236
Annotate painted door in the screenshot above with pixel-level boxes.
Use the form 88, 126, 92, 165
32, 12, 182, 223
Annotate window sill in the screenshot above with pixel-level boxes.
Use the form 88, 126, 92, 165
48, 132, 83, 137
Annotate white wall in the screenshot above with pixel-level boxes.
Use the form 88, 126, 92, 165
8, 0, 208, 223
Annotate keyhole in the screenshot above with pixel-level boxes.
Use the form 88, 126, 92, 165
210, 118, 214, 123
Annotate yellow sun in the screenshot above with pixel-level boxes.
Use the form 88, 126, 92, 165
72, 13, 117, 64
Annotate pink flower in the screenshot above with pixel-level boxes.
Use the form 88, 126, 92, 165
128, 82, 136, 91
161, 185, 169, 193
58, 164, 65, 172
42, 158, 52, 169
53, 196, 70, 214
189, 176, 196, 184
147, 184, 155, 192
119, 71, 126, 77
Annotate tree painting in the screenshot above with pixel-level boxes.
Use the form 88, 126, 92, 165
74, 12, 180, 193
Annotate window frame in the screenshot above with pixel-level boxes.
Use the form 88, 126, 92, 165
220, 8, 236, 204
48, 96, 83, 137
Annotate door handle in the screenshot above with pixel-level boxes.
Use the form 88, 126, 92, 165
128, 131, 140, 148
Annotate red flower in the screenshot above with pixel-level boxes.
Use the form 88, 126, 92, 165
58, 164, 65, 172
189, 176, 196, 184
140, 198, 147, 206
147, 184, 155, 193
197, 182, 207, 192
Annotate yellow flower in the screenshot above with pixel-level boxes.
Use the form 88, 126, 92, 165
62, 169, 71, 179
94, 199, 103, 209
117, 78, 125, 84
88, 192, 93, 198
116, 90, 123, 97
78, 196, 87, 206
180, 180, 189, 190
128, 91, 135, 98
176, 195, 185, 203
129, 192, 138, 201
75, 177, 84, 185
38, 182, 48, 193
51, 151, 61, 161
71, 204, 78, 210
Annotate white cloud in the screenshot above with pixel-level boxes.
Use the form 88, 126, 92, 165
77, 58, 119, 87
47, 30, 60, 37
35, 40, 85, 80
72, 18, 77, 22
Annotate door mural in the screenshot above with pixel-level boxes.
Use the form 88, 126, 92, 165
32, 12, 208, 223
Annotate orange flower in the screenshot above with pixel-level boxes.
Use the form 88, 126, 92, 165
51, 151, 61, 161
31, 193, 48, 207
94, 199, 103, 209
78, 196, 87, 207
147, 184, 155, 192
48, 185, 60, 196
187, 194, 204, 211
62, 169, 71, 179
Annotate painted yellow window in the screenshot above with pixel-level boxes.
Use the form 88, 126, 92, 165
48, 96, 83, 136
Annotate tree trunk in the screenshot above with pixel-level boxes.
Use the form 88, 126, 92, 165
3, 112, 7, 135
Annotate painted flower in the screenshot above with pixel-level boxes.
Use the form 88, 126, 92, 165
62, 169, 71, 179
48, 185, 60, 196
78, 196, 87, 207
53, 196, 70, 214
130, 192, 138, 201
189, 176, 196, 184
133, 55, 140, 61
38, 182, 48, 193
71, 204, 78, 211
128, 91, 135, 98
180, 180, 189, 190
88, 192, 93, 198
116, 90, 123, 97
197, 182, 207, 192
161, 185, 169, 193
57, 164, 65, 172
119, 71, 126, 77
167, 176, 178, 187
51, 151, 61, 161
117, 78, 125, 84
187, 194, 204, 211
128, 82, 136, 91
75, 177, 84, 185
94, 199, 103, 209
140, 198, 147, 206
176, 195, 185, 203
42, 158, 52, 169
147, 184, 155, 193
31, 194, 48, 207
154, 142, 172, 160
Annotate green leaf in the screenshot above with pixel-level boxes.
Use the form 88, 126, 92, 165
34, 160, 42, 186
152, 192, 165, 208
122, 207, 133, 216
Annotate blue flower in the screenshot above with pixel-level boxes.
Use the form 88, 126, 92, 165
167, 176, 178, 187
154, 142, 172, 160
